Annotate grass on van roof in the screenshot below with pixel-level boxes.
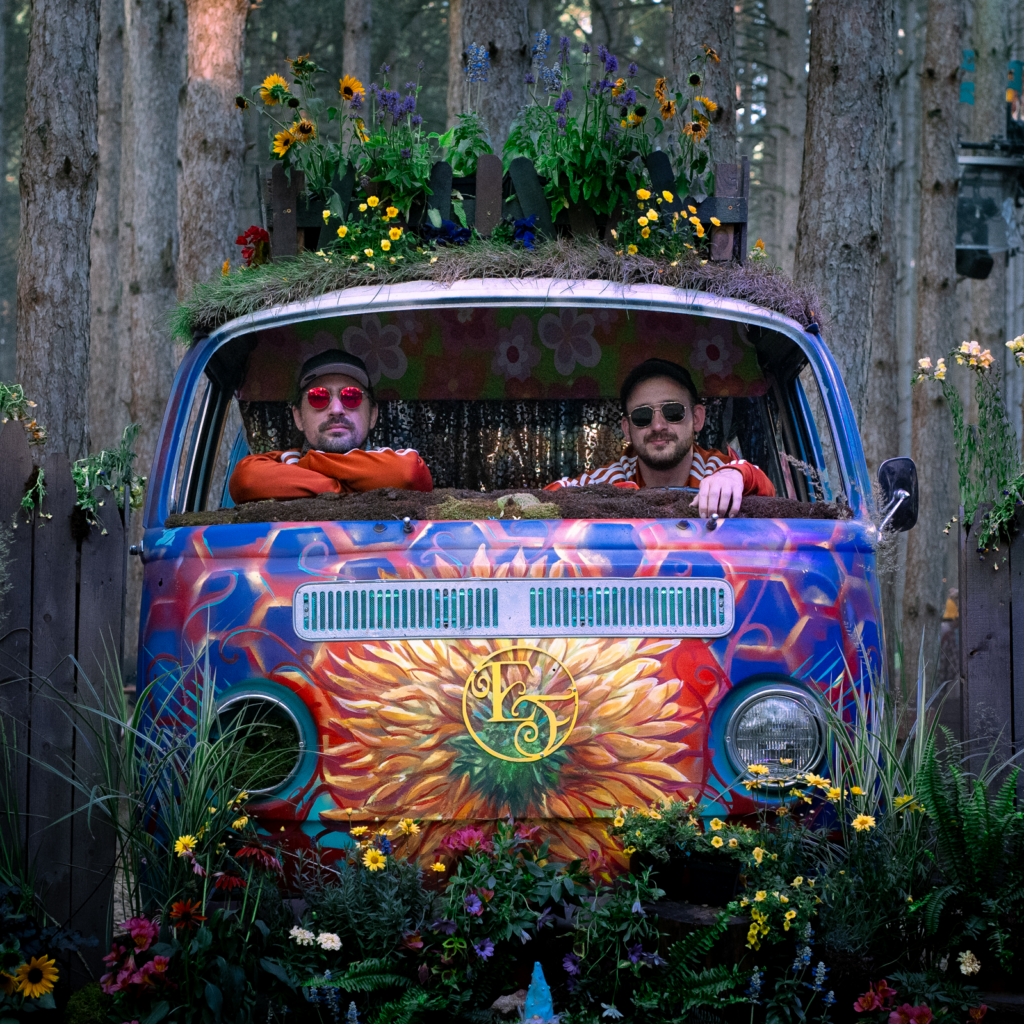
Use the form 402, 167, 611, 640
171, 237, 823, 344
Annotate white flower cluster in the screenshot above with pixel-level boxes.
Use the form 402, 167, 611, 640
317, 932, 342, 950
289, 926, 315, 946
958, 949, 981, 976
289, 926, 343, 951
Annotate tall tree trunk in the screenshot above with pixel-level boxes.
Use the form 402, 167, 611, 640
671, 0, 737, 164
342, 0, 371, 88
761, 0, 806, 276
903, 0, 964, 691
89, 0, 125, 451
16, 0, 100, 460
793, 0, 898, 481
453, 0, 529, 149
177, 0, 249, 299
446, 0, 464, 128
118, 0, 186, 687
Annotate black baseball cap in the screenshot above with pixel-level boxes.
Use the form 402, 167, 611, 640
296, 350, 372, 393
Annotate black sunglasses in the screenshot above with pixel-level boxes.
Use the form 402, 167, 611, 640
627, 402, 689, 428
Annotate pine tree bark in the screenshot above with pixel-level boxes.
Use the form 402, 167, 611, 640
451, 0, 530, 149
446, 0, 464, 128
89, 0, 125, 451
793, 0, 898, 478
177, 0, 249, 299
16, 0, 100, 460
343, 0, 372, 88
761, 0, 806, 275
903, 0, 964, 689
670, 0, 737, 164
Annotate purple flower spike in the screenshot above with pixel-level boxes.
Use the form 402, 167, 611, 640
563, 952, 581, 975
628, 62, 638, 78
623, 88, 636, 106
380, 63, 391, 74
405, 81, 417, 91
605, 52, 618, 74
400, 147, 411, 159
524, 71, 536, 84
350, 93, 363, 111
473, 938, 495, 960
582, 42, 591, 55
557, 115, 567, 133
553, 88, 572, 113
597, 44, 607, 63
410, 114, 422, 127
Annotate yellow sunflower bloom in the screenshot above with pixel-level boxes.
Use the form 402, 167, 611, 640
696, 95, 718, 113
272, 129, 295, 157
389, 227, 403, 241
174, 835, 196, 857
293, 118, 316, 143
260, 73, 289, 105
339, 75, 366, 103
362, 848, 387, 871
15, 956, 58, 999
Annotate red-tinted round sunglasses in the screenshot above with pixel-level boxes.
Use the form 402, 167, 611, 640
305, 385, 365, 411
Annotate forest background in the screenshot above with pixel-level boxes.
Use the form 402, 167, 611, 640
0, 0, 1023, 686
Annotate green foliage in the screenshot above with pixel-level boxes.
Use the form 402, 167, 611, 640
72, 422, 147, 528
913, 344, 1024, 550
0, 382, 46, 445
63, 982, 109, 1024
436, 112, 493, 178
303, 859, 434, 960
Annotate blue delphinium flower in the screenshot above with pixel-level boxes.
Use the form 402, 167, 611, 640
376, 835, 392, 855
746, 966, 763, 1003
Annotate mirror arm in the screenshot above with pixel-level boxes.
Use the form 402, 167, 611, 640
879, 489, 910, 532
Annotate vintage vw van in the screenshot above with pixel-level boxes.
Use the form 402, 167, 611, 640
138, 278, 911, 874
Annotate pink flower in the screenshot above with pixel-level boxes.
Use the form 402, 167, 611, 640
968, 1007, 988, 1023
889, 1004, 932, 1024
492, 315, 541, 381
441, 825, 493, 853
343, 314, 408, 383
102, 943, 127, 965
538, 309, 601, 376
122, 916, 158, 952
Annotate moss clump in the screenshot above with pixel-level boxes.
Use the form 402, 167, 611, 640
64, 983, 109, 1024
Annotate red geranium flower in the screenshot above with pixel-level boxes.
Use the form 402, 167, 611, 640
235, 225, 270, 268
169, 899, 207, 931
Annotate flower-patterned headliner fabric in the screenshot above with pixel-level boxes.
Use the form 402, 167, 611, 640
237, 307, 767, 402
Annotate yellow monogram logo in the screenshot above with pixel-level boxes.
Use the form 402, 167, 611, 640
461, 646, 579, 763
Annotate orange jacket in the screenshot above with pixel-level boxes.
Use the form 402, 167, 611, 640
229, 447, 433, 503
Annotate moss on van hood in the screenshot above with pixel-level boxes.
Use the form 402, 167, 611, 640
172, 237, 823, 345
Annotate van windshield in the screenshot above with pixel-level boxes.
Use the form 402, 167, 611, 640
169, 302, 846, 524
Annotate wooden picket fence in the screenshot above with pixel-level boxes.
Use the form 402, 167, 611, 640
955, 506, 1024, 785
0, 419, 128, 979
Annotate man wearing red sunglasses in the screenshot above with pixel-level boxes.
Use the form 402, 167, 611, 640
544, 358, 774, 517
229, 350, 432, 502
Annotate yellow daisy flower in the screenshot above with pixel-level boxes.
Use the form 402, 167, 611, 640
174, 835, 196, 857
397, 818, 420, 835
852, 814, 876, 832
430, 861, 446, 872
362, 848, 387, 871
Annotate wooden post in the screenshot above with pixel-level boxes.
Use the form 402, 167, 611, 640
711, 162, 740, 261
958, 505, 1015, 780
270, 164, 300, 257
508, 157, 554, 240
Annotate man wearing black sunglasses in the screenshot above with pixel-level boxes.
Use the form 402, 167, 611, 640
545, 358, 774, 517
230, 350, 433, 502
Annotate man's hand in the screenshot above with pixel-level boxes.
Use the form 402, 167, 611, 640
697, 467, 744, 518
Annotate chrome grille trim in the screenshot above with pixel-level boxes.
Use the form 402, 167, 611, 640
293, 578, 734, 640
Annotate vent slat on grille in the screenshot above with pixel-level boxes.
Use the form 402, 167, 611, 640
293, 578, 733, 640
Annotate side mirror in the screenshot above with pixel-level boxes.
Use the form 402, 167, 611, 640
877, 457, 919, 532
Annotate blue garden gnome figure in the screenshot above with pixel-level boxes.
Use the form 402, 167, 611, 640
523, 961, 555, 1022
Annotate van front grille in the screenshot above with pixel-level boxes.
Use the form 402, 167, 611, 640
293, 578, 733, 640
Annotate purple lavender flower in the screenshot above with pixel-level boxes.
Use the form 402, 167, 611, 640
465, 893, 483, 916
532, 29, 551, 61
628, 61, 638, 78
556, 115, 567, 134
465, 42, 490, 83
379, 63, 391, 74
405, 81, 417, 91
473, 938, 495, 960
430, 918, 457, 935
582, 42, 591, 55
553, 88, 572, 113
410, 114, 422, 127
417, 60, 425, 71
524, 71, 536, 85
400, 147, 411, 159
597, 44, 607, 63
560, 36, 570, 62
563, 952, 581, 975
350, 93, 363, 111
605, 52, 619, 74
622, 88, 636, 106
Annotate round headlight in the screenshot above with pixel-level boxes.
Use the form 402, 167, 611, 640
725, 687, 825, 783
217, 694, 305, 795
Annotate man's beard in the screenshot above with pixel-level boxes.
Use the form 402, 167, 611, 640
308, 416, 366, 454
634, 430, 692, 470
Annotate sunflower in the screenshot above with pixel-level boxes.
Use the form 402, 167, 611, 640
704, 45, 720, 62
339, 75, 366, 103
260, 73, 290, 105
362, 848, 387, 871
272, 129, 296, 157
316, 635, 728, 871
169, 899, 207, 931
354, 117, 370, 142
660, 100, 676, 120
682, 120, 708, 142
611, 77, 626, 98
1, 972, 14, 996
688, 72, 703, 87
654, 77, 668, 102
696, 95, 718, 113
15, 956, 58, 999
293, 118, 316, 143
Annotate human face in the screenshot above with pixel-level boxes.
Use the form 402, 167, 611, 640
292, 373, 378, 453
621, 376, 705, 472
